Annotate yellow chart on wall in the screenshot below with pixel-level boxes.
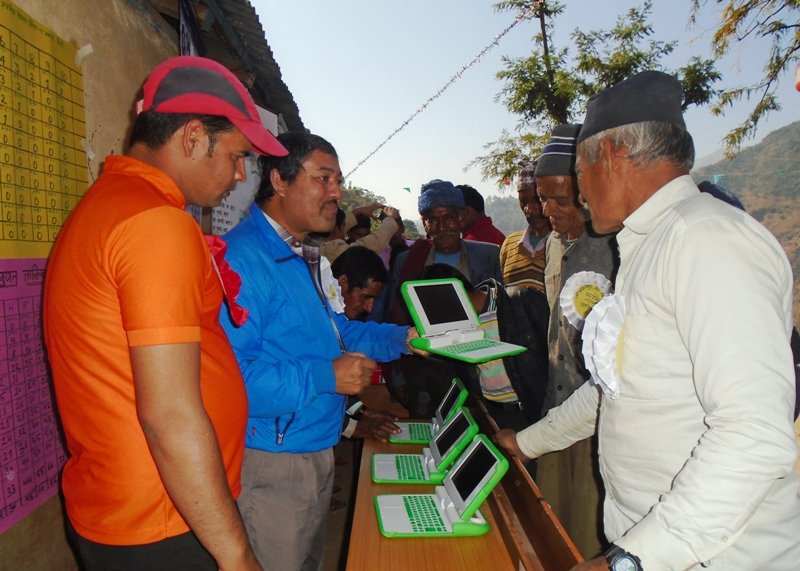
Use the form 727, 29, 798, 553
0, 1, 88, 259
1, 1, 80, 534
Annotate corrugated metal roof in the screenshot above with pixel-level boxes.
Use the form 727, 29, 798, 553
160, 0, 304, 132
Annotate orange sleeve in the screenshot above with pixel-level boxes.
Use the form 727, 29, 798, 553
108, 206, 209, 347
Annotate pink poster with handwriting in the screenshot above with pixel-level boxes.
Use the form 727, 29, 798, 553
0, 258, 66, 533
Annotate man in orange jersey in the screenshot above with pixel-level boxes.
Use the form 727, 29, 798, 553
43, 56, 287, 571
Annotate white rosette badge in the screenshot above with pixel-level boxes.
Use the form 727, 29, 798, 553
320, 256, 345, 314
581, 294, 626, 399
559, 271, 613, 331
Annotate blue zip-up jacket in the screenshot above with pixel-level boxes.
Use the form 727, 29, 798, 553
219, 203, 409, 453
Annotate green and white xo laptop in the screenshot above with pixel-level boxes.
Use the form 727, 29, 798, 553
374, 434, 509, 538
401, 278, 527, 364
371, 407, 478, 485
389, 377, 467, 444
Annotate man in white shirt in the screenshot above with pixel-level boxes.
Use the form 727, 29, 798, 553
497, 70, 800, 570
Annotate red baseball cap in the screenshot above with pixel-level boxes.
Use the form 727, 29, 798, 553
141, 56, 288, 157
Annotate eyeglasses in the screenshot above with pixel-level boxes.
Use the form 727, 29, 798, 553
300, 165, 344, 189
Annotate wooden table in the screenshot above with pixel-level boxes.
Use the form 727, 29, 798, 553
346, 386, 583, 571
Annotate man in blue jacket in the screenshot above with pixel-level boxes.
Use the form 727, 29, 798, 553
219, 132, 414, 571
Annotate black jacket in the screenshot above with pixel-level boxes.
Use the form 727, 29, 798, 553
458, 279, 550, 425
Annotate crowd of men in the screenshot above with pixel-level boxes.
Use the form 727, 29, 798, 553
43, 55, 799, 571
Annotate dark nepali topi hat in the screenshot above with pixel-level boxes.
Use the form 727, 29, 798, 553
577, 70, 686, 145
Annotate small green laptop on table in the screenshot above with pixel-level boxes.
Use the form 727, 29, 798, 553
371, 406, 478, 485
373, 434, 509, 538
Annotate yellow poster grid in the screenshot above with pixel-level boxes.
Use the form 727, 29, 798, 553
0, 0, 88, 259
1, 1, 79, 534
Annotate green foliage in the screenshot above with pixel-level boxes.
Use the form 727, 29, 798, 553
475, 1, 719, 184
691, 0, 800, 154
466, 130, 549, 184
341, 183, 422, 237
340, 183, 385, 213
403, 219, 422, 238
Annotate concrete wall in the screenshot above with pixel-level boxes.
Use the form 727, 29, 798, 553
0, 1, 176, 568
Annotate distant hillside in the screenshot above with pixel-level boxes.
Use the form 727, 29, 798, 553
485, 194, 527, 235
692, 121, 800, 326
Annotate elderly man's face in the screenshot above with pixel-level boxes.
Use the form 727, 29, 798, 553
575, 146, 623, 234
536, 175, 584, 238
422, 206, 462, 254
518, 181, 550, 234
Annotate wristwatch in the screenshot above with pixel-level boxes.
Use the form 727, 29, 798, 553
604, 545, 643, 571
345, 400, 366, 420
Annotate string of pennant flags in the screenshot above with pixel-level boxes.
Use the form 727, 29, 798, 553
345, 8, 534, 181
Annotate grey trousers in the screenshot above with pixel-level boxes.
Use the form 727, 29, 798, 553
237, 447, 334, 571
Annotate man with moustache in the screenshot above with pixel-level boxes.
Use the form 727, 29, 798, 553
219, 131, 416, 571
535, 124, 617, 558
381, 179, 502, 325
44, 56, 285, 570
499, 161, 551, 291
377, 179, 501, 417
500, 72, 800, 570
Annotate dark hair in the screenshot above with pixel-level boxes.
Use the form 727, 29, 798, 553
353, 214, 371, 230
419, 263, 474, 291
255, 131, 338, 203
335, 207, 346, 229
128, 111, 235, 154
456, 184, 485, 213
330, 246, 388, 289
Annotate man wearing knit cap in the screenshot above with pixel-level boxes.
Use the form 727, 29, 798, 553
44, 56, 285, 570
499, 161, 551, 290
500, 71, 800, 570
376, 178, 501, 416
518, 123, 617, 558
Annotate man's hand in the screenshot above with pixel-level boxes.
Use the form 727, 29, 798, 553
131, 343, 262, 571
405, 328, 429, 357
352, 413, 401, 442
570, 557, 609, 570
352, 202, 384, 219
382, 206, 400, 220
333, 352, 376, 395
494, 429, 531, 460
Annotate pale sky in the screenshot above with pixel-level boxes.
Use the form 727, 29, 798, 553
252, 0, 800, 221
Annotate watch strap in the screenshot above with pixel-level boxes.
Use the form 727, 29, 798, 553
604, 545, 643, 571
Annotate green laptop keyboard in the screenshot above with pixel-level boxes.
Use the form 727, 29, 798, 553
395, 455, 425, 480
409, 423, 433, 441
403, 495, 447, 533
437, 338, 499, 355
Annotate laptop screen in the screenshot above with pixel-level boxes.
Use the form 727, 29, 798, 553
401, 279, 477, 337
432, 411, 468, 461
451, 440, 495, 503
436, 381, 460, 422
414, 283, 469, 325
